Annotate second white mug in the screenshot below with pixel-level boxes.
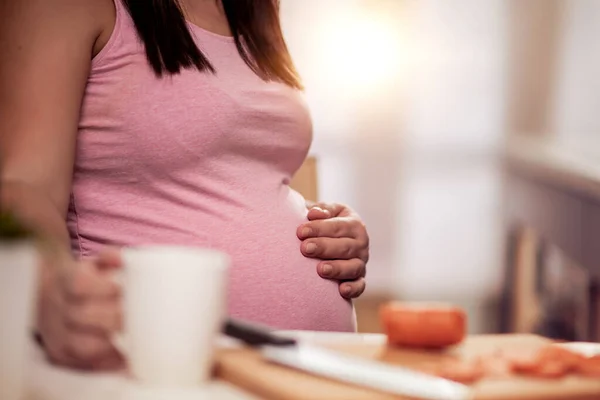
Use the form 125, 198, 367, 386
0, 241, 39, 400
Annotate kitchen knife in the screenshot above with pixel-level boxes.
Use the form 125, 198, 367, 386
223, 318, 474, 400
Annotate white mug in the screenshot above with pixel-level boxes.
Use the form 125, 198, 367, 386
0, 241, 39, 400
114, 246, 230, 388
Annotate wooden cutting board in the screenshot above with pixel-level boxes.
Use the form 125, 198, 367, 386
215, 334, 600, 400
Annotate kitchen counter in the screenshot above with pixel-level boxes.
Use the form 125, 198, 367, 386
26, 339, 258, 400
26, 331, 385, 400
27, 330, 600, 400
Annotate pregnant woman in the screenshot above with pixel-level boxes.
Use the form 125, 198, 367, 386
0, 0, 369, 370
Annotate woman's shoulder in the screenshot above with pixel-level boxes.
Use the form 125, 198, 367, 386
59, 0, 117, 58
2, 0, 114, 57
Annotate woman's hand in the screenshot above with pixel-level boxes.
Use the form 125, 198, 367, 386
36, 249, 124, 370
297, 202, 369, 299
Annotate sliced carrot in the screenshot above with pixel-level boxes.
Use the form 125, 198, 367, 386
509, 353, 540, 374
412, 342, 600, 383
576, 355, 600, 377
540, 345, 585, 371
507, 344, 581, 379
530, 360, 569, 379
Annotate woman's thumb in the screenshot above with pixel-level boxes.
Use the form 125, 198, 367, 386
95, 247, 123, 270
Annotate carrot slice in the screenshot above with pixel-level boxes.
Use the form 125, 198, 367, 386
508, 344, 579, 379
509, 353, 540, 374
530, 360, 569, 379
541, 345, 585, 371
413, 342, 600, 383
576, 355, 600, 377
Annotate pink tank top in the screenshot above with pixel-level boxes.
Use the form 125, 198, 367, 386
66, 0, 356, 332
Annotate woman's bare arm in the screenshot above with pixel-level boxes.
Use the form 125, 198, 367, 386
0, 0, 111, 247
0, 2, 125, 370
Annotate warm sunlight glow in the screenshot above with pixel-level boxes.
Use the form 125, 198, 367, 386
315, 9, 402, 95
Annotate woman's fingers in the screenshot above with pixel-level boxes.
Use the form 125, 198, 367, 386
300, 232, 368, 262
301, 237, 359, 260
317, 260, 367, 299
317, 259, 366, 281
45, 345, 95, 371
63, 331, 117, 365
307, 203, 348, 219
298, 217, 359, 240
298, 213, 369, 263
91, 350, 126, 371
64, 300, 122, 333
95, 248, 123, 270
339, 278, 366, 299
306, 206, 331, 221
45, 332, 123, 371
38, 253, 125, 372
61, 260, 120, 300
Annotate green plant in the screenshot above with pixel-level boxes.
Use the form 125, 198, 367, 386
0, 211, 34, 241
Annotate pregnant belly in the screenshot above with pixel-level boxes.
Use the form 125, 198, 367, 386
216, 204, 356, 332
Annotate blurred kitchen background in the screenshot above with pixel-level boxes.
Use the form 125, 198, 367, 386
279, 0, 600, 338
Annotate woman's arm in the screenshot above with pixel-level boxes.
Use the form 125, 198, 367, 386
0, 0, 109, 243
0, 0, 123, 370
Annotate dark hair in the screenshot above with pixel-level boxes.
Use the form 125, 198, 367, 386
122, 0, 303, 89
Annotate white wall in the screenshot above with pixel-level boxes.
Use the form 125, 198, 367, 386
395, 0, 508, 305
551, 0, 600, 143
401, 0, 507, 153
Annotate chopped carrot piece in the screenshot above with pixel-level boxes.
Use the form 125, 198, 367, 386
576, 355, 600, 377
541, 345, 585, 371
407, 341, 600, 382
509, 354, 540, 374
529, 360, 569, 379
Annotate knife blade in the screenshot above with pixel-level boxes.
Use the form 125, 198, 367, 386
223, 318, 473, 400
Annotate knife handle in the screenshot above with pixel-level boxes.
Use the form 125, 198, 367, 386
223, 318, 297, 347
